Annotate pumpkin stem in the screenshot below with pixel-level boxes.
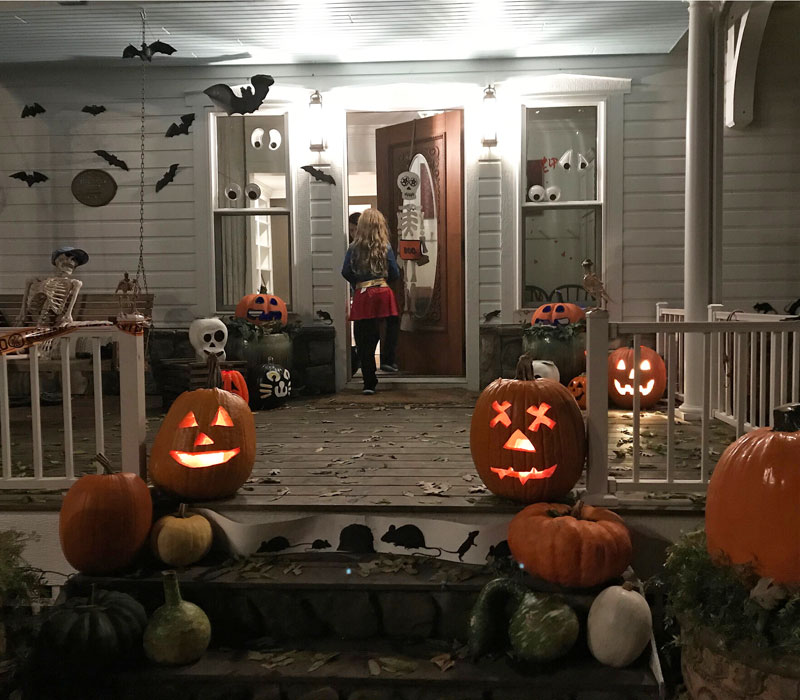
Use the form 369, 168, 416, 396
206, 353, 222, 389
94, 453, 114, 475
162, 570, 182, 607
622, 581, 635, 592
178, 503, 188, 519
569, 500, 585, 519
773, 404, 800, 432
258, 284, 268, 294
515, 354, 537, 381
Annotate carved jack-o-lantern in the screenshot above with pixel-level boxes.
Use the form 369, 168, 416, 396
235, 290, 287, 326
531, 303, 586, 327
250, 359, 291, 410
470, 355, 586, 503
608, 346, 666, 409
149, 383, 255, 500
221, 369, 249, 403
567, 375, 587, 410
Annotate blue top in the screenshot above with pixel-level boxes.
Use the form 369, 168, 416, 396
341, 244, 400, 287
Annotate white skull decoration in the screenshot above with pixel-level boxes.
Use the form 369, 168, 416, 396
397, 171, 420, 200
188, 317, 228, 363
531, 360, 560, 383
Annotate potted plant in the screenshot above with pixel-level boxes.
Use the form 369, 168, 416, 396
521, 320, 586, 386
225, 316, 293, 373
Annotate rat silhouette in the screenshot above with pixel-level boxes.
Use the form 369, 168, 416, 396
257, 536, 331, 553
337, 524, 375, 553
381, 525, 479, 561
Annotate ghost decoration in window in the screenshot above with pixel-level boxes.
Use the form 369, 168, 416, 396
188, 317, 228, 363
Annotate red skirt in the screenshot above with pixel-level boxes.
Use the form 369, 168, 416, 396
349, 287, 399, 321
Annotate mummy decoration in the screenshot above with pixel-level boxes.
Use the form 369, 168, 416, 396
188, 317, 228, 363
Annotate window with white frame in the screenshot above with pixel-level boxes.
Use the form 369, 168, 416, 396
521, 105, 601, 306
212, 112, 292, 312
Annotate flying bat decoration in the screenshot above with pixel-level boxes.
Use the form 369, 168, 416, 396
10, 171, 48, 187
82, 105, 106, 116
122, 40, 176, 61
155, 164, 179, 193
21, 103, 45, 118
203, 74, 274, 116
301, 165, 336, 186
165, 113, 195, 137
94, 150, 129, 171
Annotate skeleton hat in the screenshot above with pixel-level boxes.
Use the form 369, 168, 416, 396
51, 246, 89, 267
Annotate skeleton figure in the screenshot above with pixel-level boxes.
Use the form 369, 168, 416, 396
17, 247, 87, 328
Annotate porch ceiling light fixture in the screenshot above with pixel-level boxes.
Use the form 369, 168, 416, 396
308, 90, 325, 152
481, 85, 498, 147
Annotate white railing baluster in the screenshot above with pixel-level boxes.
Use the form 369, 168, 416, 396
749, 331, 757, 427
632, 338, 641, 484
117, 331, 147, 477
701, 333, 710, 483
793, 331, 800, 402
30, 346, 43, 480
0, 355, 10, 479
779, 332, 789, 406
666, 333, 677, 483
92, 338, 105, 457
770, 332, 780, 426
584, 310, 611, 503
735, 333, 748, 437
760, 333, 768, 427
61, 337, 74, 479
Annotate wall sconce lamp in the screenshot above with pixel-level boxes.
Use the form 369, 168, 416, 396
481, 85, 498, 147
308, 90, 325, 152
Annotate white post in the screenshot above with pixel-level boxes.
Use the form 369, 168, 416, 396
117, 331, 147, 478
679, 0, 717, 421
584, 309, 616, 504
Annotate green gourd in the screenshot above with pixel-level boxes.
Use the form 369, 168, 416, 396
468, 577, 527, 659
508, 592, 579, 662
37, 585, 147, 673
143, 570, 211, 665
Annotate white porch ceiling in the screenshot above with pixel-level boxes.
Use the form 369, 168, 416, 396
0, 1, 689, 65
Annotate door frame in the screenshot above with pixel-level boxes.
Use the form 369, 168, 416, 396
340, 92, 482, 388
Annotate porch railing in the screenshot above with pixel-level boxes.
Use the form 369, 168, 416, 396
584, 310, 800, 502
0, 326, 146, 489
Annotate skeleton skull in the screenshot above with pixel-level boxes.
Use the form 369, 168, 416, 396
189, 317, 228, 363
397, 171, 420, 200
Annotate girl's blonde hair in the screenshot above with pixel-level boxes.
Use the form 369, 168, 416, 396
351, 208, 390, 276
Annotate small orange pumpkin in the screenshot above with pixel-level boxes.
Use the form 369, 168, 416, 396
235, 287, 287, 326
59, 453, 153, 575
705, 404, 800, 584
221, 369, 249, 403
608, 345, 666, 409
531, 303, 585, 327
567, 375, 587, 409
508, 501, 632, 588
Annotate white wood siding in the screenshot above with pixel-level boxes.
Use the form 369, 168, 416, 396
721, 5, 800, 314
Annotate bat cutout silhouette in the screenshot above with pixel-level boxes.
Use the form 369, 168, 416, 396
21, 103, 45, 118
122, 41, 176, 61
165, 113, 195, 137
82, 105, 106, 116
301, 165, 336, 186
10, 171, 48, 187
94, 150, 129, 171
155, 164, 179, 193
203, 74, 274, 116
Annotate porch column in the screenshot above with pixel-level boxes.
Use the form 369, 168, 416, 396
679, 0, 716, 420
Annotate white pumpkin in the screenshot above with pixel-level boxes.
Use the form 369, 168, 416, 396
587, 582, 652, 668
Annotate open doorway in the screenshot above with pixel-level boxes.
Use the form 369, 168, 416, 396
345, 110, 465, 379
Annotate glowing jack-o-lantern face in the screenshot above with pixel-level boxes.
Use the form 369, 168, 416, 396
149, 387, 255, 500
235, 292, 288, 326
607, 346, 666, 409
470, 373, 586, 503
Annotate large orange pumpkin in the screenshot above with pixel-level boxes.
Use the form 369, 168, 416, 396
508, 501, 632, 588
608, 345, 666, 409
531, 303, 585, 327
149, 360, 256, 500
59, 453, 153, 575
235, 288, 287, 326
470, 355, 586, 503
706, 404, 800, 584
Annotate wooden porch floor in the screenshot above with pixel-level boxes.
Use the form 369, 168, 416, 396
3, 385, 737, 510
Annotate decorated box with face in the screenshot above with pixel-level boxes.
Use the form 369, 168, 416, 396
149, 387, 255, 499
470, 375, 586, 503
608, 346, 666, 409
189, 317, 228, 363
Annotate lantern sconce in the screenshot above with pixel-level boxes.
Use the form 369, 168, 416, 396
308, 90, 325, 152
481, 85, 498, 147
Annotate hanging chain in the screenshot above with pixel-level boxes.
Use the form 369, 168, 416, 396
407, 120, 416, 170
135, 9, 148, 297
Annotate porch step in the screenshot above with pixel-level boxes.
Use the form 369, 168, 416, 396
30, 637, 660, 700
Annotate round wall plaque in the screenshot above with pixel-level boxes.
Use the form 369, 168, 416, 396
71, 169, 117, 207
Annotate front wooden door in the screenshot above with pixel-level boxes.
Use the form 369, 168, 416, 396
375, 111, 464, 376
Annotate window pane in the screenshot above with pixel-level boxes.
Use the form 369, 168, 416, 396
525, 106, 597, 202
521, 207, 599, 305
214, 213, 292, 310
